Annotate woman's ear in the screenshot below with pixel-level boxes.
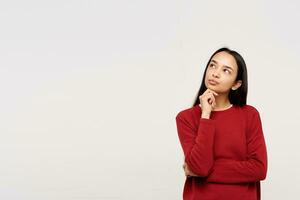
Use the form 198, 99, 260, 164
231, 80, 242, 90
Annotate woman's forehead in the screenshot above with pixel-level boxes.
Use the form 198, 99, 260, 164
211, 52, 238, 70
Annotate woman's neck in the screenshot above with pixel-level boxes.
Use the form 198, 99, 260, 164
213, 94, 232, 110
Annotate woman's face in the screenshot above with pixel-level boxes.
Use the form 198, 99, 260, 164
205, 51, 242, 94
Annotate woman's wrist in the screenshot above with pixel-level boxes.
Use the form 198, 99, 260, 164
201, 112, 211, 119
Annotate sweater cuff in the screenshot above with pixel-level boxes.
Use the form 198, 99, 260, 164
199, 118, 215, 125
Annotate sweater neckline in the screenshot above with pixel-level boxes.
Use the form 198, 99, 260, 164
196, 104, 235, 114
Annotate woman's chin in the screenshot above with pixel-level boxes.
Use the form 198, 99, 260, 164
207, 85, 218, 91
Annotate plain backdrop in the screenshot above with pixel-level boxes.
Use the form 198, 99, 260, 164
0, 0, 299, 199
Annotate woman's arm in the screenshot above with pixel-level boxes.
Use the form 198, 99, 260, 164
206, 110, 268, 183
183, 162, 198, 177
176, 113, 216, 177
184, 110, 267, 183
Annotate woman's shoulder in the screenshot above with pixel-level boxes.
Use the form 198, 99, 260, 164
175, 105, 198, 120
241, 104, 260, 114
239, 104, 262, 121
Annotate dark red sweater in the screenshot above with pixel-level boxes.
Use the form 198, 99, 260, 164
175, 104, 267, 200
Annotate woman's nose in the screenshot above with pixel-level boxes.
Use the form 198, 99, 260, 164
212, 70, 220, 78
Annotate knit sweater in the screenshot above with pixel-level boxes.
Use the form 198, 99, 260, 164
175, 104, 268, 200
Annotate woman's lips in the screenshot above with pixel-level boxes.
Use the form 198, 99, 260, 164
208, 79, 219, 85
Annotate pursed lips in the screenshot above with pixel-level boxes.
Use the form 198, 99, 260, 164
208, 79, 219, 84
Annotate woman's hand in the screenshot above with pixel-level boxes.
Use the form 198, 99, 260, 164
183, 162, 199, 177
199, 89, 218, 118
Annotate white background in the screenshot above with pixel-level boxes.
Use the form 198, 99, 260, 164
0, 0, 299, 199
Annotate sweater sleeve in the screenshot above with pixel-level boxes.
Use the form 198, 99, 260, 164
206, 110, 268, 183
176, 113, 216, 177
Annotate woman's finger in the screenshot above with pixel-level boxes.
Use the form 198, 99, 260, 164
207, 89, 219, 96
203, 90, 218, 102
185, 169, 189, 176
185, 165, 198, 177
208, 93, 216, 105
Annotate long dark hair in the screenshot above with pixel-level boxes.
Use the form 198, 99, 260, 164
192, 47, 248, 107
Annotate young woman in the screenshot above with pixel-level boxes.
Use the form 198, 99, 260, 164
175, 47, 268, 200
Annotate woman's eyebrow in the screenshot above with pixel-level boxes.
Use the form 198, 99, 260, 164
211, 59, 234, 71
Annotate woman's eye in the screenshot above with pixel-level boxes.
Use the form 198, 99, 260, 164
224, 69, 231, 73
